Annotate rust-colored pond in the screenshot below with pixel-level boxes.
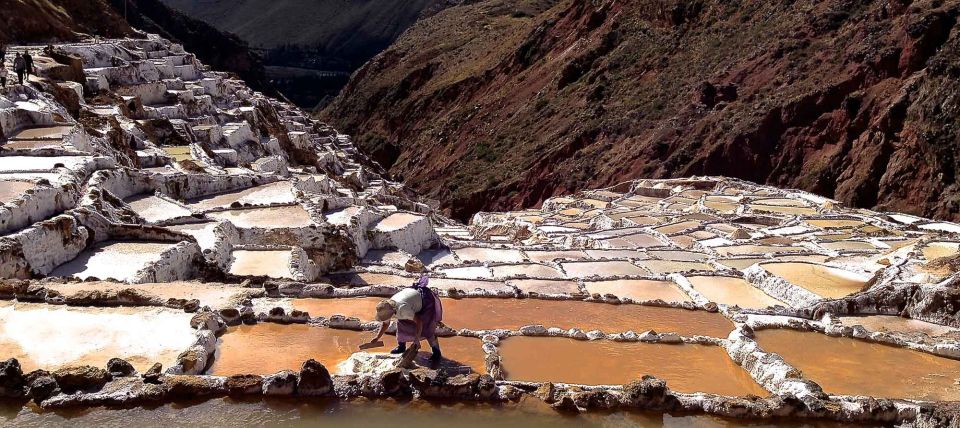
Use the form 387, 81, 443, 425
0, 396, 872, 427
210, 324, 485, 376
440, 298, 733, 337
687, 276, 785, 309
498, 337, 767, 396
755, 329, 960, 401
583, 279, 691, 303
292, 298, 381, 320
760, 263, 868, 299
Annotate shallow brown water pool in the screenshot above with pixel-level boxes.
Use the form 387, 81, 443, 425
498, 337, 767, 396
760, 263, 867, 298
0, 397, 870, 427
211, 324, 485, 376
440, 298, 733, 337
755, 329, 960, 401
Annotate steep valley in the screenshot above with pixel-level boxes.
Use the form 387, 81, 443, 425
323, 0, 960, 223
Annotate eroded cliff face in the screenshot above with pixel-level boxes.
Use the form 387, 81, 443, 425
324, 0, 960, 222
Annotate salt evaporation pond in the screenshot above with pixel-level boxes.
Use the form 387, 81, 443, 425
498, 337, 767, 396
211, 324, 485, 376
760, 263, 868, 298
48, 240, 176, 281
0, 302, 195, 372
755, 329, 960, 401
208, 205, 314, 228
583, 279, 691, 302
228, 249, 293, 278
687, 276, 785, 309
0, 181, 37, 203
439, 298, 733, 337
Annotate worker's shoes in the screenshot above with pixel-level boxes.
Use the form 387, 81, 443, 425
390, 343, 407, 354
429, 346, 442, 362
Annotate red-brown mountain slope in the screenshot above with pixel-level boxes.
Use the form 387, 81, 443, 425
323, 0, 960, 222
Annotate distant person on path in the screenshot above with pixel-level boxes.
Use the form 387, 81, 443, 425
369, 273, 444, 362
13, 53, 26, 85
23, 51, 34, 79
0, 62, 7, 88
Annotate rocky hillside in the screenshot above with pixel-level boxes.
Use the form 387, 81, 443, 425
323, 0, 960, 223
0, 0, 133, 44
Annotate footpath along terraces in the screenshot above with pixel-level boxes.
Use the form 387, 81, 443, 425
0, 34, 959, 426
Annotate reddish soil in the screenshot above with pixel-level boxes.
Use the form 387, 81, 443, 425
323, 0, 960, 222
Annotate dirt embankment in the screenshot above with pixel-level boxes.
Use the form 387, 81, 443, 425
323, 0, 960, 222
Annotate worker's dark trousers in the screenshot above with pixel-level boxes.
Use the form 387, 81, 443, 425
17, 71, 24, 85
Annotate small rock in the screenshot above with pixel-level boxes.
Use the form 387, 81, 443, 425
297, 359, 332, 396
52, 365, 111, 393
143, 363, 163, 384
226, 374, 263, 396
106, 358, 136, 377
519, 324, 548, 335
183, 299, 201, 312
27, 373, 58, 402
218, 308, 241, 326
0, 359, 26, 398
263, 370, 298, 395
703, 302, 719, 312
190, 312, 226, 334
404, 258, 426, 273
659, 332, 683, 343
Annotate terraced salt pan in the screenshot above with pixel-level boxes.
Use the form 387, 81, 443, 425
749, 204, 817, 215
208, 205, 314, 228
498, 338, 767, 396
416, 248, 458, 266
324, 205, 362, 225
654, 221, 702, 235
0, 156, 92, 172
760, 262, 868, 299
714, 245, 807, 256
636, 260, 715, 274
162, 146, 191, 161
918, 222, 960, 233
583, 249, 648, 260
560, 260, 647, 278
755, 329, 960, 401
0, 181, 37, 203
805, 219, 867, 229
166, 222, 218, 250
922, 242, 960, 261
372, 212, 424, 232
49, 241, 177, 281
439, 266, 493, 280
491, 263, 564, 279
228, 249, 293, 279
453, 247, 526, 263
124, 194, 191, 223
211, 324, 485, 375
0, 302, 195, 372
290, 297, 381, 320
507, 279, 581, 295
820, 241, 878, 252
717, 258, 767, 270
524, 250, 589, 262
440, 298, 733, 337
838, 316, 959, 337
187, 181, 295, 211
686, 276, 785, 309
584, 279, 691, 302
10, 125, 75, 140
